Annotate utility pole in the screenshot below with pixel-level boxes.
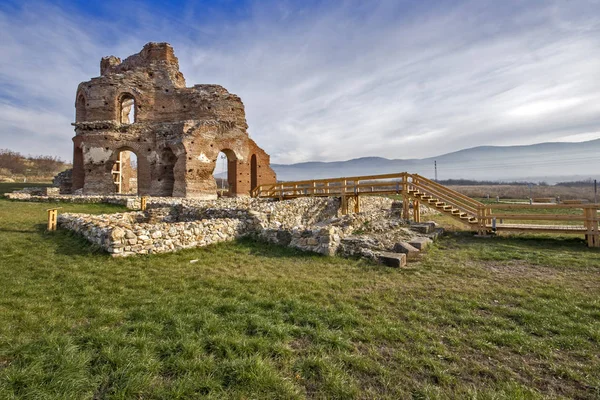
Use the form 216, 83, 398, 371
434, 160, 438, 182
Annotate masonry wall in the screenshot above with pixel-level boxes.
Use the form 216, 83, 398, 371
72, 42, 276, 198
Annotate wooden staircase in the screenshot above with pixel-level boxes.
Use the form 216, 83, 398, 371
404, 174, 481, 227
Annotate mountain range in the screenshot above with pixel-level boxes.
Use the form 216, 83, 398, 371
267, 139, 600, 183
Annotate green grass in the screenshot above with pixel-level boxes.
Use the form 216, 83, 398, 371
1, 193, 599, 398
0, 182, 51, 195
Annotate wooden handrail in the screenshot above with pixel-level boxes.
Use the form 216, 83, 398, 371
407, 181, 479, 214
410, 174, 483, 209
406, 175, 481, 215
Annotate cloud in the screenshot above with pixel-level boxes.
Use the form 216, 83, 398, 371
1, 0, 600, 164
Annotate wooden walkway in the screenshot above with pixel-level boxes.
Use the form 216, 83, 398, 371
252, 172, 600, 247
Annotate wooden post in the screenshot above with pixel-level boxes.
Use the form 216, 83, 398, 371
341, 194, 348, 215
140, 196, 148, 211
325, 182, 329, 194
354, 195, 360, 213
414, 199, 421, 223
402, 174, 409, 220
477, 206, 486, 235
46, 208, 61, 231
584, 207, 598, 247
593, 206, 600, 248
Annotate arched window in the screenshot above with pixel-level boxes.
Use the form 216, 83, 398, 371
76, 93, 86, 122
119, 94, 136, 124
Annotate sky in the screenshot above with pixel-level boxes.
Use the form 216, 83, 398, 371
1, 0, 600, 164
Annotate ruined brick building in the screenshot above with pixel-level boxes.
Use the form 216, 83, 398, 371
71, 42, 276, 198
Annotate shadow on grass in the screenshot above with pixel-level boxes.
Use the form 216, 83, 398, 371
0, 228, 38, 233
38, 224, 109, 257
440, 230, 597, 252
208, 236, 325, 260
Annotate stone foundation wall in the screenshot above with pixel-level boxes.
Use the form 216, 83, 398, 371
52, 196, 399, 257
58, 211, 257, 256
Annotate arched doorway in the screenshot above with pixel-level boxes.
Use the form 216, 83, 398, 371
76, 93, 86, 122
112, 149, 138, 194
214, 149, 237, 196
119, 94, 136, 124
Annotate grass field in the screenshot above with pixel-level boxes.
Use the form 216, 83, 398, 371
1, 187, 599, 398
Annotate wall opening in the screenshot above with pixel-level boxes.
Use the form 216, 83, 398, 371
112, 150, 138, 194
119, 94, 136, 124
250, 154, 258, 192
214, 149, 237, 196
76, 94, 86, 122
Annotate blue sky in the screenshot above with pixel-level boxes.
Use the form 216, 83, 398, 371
1, 0, 600, 163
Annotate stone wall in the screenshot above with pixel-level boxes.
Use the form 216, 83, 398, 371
53, 196, 399, 257
58, 211, 256, 256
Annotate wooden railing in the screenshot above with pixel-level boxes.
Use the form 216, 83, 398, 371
251, 172, 408, 198
475, 203, 600, 247
252, 172, 600, 247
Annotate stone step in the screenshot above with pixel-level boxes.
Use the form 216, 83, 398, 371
408, 237, 433, 251
376, 251, 407, 268
410, 222, 436, 234
393, 241, 420, 260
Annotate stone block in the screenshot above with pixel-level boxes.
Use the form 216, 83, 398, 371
377, 252, 406, 268
408, 237, 433, 251
393, 241, 420, 260
410, 222, 436, 234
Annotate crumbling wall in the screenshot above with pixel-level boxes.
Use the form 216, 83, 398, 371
70, 42, 276, 198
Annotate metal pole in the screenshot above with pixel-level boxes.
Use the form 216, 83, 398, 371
595, 179, 597, 204
434, 160, 438, 181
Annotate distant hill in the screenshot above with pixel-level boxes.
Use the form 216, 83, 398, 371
270, 139, 600, 183
0, 149, 71, 181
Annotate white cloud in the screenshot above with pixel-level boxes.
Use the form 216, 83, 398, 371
1, 0, 600, 165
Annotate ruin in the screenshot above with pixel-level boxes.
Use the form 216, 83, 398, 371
70, 42, 276, 198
